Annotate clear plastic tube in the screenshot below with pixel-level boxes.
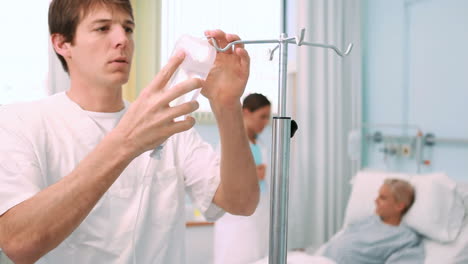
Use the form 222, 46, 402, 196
134, 36, 217, 262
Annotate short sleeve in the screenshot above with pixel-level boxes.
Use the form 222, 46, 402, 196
0, 109, 43, 216
179, 129, 224, 221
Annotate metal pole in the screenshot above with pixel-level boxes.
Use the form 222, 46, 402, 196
269, 33, 291, 264
209, 30, 352, 264
277, 34, 288, 117
281, 0, 287, 34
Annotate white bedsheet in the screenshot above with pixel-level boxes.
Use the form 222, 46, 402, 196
251, 251, 336, 264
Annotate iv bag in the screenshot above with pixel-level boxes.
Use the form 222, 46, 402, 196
166, 35, 217, 106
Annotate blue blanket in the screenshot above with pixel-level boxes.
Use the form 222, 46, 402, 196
323, 215, 424, 264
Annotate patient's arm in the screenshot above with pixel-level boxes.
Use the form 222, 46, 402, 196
385, 243, 425, 264
308, 229, 345, 256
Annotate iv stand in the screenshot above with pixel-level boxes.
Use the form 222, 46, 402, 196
211, 28, 353, 264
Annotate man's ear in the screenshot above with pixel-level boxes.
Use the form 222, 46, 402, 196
51, 33, 72, 58
242, 108, 250, 117
395, 201, 406, 213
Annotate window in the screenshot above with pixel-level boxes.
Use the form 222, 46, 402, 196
160, 0, 281, 112
0, 1, 50, 104
161, 0, 281, 223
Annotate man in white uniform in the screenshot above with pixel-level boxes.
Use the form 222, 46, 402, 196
0, 0, 259, 263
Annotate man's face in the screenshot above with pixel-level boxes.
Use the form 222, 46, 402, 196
67, 5, 134, 87
375, 184, 404, 219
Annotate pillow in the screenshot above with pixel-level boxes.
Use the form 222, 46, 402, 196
343, 170, 466, 243
343, 170, 410, 226
403, 173, 466, 242
423, 184, 468, 264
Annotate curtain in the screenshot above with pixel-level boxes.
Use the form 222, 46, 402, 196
124, 0, 162, 102
286, 0, 363, 250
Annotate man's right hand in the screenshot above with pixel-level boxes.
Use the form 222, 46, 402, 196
113, 51, 201, 157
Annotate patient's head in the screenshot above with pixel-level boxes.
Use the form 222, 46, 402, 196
375, 179, 415, 224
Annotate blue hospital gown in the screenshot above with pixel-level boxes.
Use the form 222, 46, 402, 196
323, 215, 424, 264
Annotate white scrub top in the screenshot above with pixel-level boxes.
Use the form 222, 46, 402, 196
0, 92, 224, 263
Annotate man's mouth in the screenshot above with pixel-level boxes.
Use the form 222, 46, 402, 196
110, 57, 129, 64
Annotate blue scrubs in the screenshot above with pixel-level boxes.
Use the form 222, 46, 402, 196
250, 143, 266, 192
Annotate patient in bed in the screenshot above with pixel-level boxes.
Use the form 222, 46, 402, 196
322, 179, 424, 264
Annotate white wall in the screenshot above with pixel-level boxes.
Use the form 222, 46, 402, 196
363, 0, 468, 181
186, 225, 214, 264
0, 1, 50, 104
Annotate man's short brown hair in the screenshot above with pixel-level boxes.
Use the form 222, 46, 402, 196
48, 0, 134, 72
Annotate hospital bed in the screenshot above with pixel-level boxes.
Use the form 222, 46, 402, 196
253, 170, 468, 264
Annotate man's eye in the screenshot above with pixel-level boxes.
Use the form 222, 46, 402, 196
96, 26, 109, 32
125, 27, 134, 33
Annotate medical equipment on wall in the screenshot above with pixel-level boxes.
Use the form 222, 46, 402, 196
212, 27, 353, 264
348, 123, 468, 173
348, 124, 424, 173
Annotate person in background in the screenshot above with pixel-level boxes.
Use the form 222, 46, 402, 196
322, 179, 425, 264
214, 93, 272, 264
242, 93, 271, 193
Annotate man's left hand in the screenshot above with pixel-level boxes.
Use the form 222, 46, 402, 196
202, 29, 250, 108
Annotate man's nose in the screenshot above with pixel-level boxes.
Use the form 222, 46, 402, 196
112, 26, 130, 48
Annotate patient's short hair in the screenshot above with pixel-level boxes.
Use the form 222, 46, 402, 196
384, 178, 415, 214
